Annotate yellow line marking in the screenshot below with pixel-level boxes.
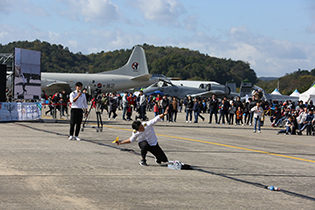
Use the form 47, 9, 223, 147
98, 124, 315, 163
157, 134, 315, 163
184, 127, 315, 147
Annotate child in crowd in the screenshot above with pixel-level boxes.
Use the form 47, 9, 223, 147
127, 104, 132, 121
236, 106, 244, 125
153, 102, 159, 117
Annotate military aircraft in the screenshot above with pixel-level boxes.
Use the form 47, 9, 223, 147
170, 80, 238, 94
40, 45, 158, 95
142, 79, 238, 99
170, 80, 221, 88
257, 87, 299, 102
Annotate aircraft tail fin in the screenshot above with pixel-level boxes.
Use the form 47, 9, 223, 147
97, 45, 149, 77
239, 80, 252, 97
226, 82, 236, 93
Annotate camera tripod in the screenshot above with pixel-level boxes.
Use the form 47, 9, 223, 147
82, 97, 103, 132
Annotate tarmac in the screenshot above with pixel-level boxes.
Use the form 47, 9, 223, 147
1, 107, 315, 210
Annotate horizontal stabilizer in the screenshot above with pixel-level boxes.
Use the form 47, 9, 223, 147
131, 74, 152, 81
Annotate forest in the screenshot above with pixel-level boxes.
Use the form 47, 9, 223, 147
256, 69, 315, 95
1, 40, 314, 94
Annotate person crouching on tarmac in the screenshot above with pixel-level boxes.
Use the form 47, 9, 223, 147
116, 107, 169, 166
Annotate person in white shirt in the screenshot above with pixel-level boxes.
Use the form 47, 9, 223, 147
69, 82, 88, 141
251, 102, 264, 133
116, 108, 169, 166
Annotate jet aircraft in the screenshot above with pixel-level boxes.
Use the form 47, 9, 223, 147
142, 79, 238, 99
40, 45, 158, 95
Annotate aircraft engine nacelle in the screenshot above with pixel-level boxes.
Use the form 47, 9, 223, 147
207, 83, 230, 95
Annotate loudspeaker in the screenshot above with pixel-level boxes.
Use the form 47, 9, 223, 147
0, 64, 6, 102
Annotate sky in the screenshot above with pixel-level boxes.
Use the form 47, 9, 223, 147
1, 0, 315, 77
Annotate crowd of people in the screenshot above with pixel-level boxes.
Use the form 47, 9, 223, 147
41, 89, 315, 136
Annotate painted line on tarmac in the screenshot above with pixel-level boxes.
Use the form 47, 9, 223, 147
98, 124, 315, 164
18, 120, 315, 202
183, 126, 315, 147
157, 133, 315, 163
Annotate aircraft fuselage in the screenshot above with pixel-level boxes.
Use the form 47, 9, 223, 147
42, 72, 158, 94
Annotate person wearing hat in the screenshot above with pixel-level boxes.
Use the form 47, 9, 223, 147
116, 107, 169, 166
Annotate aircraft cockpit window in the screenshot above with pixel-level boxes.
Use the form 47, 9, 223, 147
154, 81, 174, 87
199, 84, 204, 89
206, 84, 211, 91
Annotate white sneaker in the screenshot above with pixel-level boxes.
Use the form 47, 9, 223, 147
108, 118, 111, 120
189, 121, 192, 123
68, 136, 73, 140
186, 121, 188, 123
249, 123, 252, 126
258, 131, 261, 133
75, 137, 81, 141
253, 130, 256, 133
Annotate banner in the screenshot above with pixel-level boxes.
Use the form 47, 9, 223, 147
14, 48, 41, 100
0, 102, 41, 121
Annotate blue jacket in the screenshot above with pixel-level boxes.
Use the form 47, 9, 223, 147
193, 102, 200, 112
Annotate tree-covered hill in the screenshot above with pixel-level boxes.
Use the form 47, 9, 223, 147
255, 69, 315, 95
0, 40, 258, 86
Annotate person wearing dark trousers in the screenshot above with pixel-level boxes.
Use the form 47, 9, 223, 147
185, 95, 194, 123
69, 82, 88, 141
161, 95, 170, 122
138, 90, 147, 120
116, 108, 169, 166
61, 89, 69, 116
193, 98, 200, 123
234, 96, 244, 124
218, 99, 228, 124
208, 95, 218, 123
171, 97, 178, 122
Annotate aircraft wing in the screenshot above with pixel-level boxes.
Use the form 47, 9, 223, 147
46, 81, 71, 91
190, 91, 213, 98
190, 90, 227, 98
209, 90, 226, 95
131, 74, 152, 81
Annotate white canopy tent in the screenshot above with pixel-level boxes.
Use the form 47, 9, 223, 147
271, 88, 282, 95
290, 89, 300, 97
299, 83, 315, 103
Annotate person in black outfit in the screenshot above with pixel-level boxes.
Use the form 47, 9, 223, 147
185, 95, 194, 123
208, 95, 218, 124
223, 96, 230, 124
161, 95, 170, 122
60, 89, 69, 116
